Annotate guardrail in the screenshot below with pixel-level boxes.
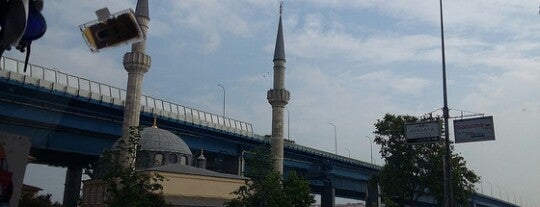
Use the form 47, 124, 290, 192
0, 56, 253, 136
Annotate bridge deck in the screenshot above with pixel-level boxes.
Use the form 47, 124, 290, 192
0, 56, 253, 137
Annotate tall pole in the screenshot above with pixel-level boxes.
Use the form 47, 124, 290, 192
217, 84, 225, 117
486, 180, 493, 197
345, 147, 350, 158
366, 136, 373, 164
480, 181, 483, 194
439, 0, 454, 206
329, 123, 337, 154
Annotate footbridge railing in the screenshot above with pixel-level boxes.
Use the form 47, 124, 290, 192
0, 56, 253, 137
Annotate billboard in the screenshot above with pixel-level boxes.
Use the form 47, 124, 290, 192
454, 116, 495, 143
80, 9, 143, 52
405, 120, 442, 144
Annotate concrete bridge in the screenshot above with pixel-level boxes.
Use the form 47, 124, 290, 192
0, 56, 519, 207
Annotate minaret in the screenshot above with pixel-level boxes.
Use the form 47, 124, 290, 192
267, 3, 290, 174
118, 0, 151, 166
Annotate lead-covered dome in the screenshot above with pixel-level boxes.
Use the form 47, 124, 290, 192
139, 127, 192, 156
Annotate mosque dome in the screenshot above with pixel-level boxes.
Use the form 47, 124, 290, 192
139, 126, 192, 156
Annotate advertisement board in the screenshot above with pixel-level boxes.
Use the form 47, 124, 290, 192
454, 116, 495, 143
405, 120, 442, 144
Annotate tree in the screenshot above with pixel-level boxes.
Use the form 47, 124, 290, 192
19, 193, 62, 207
226, 148, 315, 207
373, 114, 479, 206
92, 126, 171, 207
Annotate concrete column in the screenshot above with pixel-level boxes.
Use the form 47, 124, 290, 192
320, 182, 335, 207
62, 166, 82, 207
366, 180, 380, 207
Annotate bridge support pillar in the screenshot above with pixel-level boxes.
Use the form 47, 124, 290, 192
62, 166, 82, 207
366, 179, 380, 207
321, 182, 335, 207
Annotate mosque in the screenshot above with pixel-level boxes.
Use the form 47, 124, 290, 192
81, 122, 247, 207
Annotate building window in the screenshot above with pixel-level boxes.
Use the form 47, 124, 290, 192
154, 153, 164, 166
169, 153, 178, 164
180, 156, 187, 165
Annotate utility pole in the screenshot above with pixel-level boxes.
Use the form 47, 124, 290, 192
329, 123, 337, 154
217, 84, 225, 117
366, 136, 374, 164
439, 0, 454, 206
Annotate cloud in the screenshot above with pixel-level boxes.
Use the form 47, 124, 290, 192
284, 14, 441, 65
161, 0, 273, 53
359, 71, 431, 95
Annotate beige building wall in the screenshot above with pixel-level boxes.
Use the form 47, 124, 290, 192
153, 171, 246, 199
81, 171, 246, 207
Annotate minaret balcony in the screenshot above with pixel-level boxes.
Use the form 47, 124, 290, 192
123, 52, 151, 73
267, 89, 290, 106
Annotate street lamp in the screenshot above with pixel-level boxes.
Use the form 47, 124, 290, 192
479, 181, 483, 194
344, 147, 351, 158
217, 84, 225, 117
484, 180, 493, 197
438, 0, 454, 205
365, 136, 374, 164
329, 123, 337, 154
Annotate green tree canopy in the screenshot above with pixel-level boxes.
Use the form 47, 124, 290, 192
19, 193, 62, 207
226, 148, 315, 207
373, 114, 479, 206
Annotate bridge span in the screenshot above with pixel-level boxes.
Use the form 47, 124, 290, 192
0, 56, 518, 207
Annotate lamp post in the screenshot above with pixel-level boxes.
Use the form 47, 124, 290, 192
496, 184, 502, 199
479, 180, 483, 194
344, 147, 351, 158
438, 0, 454, 206
285, 107, 290, 140
329, 123, 337, 154
485, 180, 493, 197
217, 84, 225, 117
365, 136, 373, 164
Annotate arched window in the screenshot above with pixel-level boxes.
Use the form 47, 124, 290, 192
154, 153, 164, 166
169, 154, 178, 164
180, 156, 187, 165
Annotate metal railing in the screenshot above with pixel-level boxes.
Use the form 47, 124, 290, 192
0, 56, 253, 136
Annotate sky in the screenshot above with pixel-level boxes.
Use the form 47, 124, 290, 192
10, 0, 540, 205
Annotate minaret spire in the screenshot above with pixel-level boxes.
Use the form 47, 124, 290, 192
274, 2, 285, 62
267, 2, 290, 174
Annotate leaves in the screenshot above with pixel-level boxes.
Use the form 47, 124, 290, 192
226, 148, 315, 207
374, 114, 479, 206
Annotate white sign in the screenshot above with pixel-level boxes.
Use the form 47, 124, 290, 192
405, 120, 441, 144
0, 132, 31, 207
454, 116, 495, 143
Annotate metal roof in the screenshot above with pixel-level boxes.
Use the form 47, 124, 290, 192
140, 127, 192, 156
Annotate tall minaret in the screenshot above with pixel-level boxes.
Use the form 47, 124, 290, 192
118, 0, 151, 165
267, 3, 290, 174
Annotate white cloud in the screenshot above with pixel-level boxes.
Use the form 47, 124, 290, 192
359, 71, 431, 95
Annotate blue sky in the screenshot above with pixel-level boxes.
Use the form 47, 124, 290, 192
13, 0, 540, 205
